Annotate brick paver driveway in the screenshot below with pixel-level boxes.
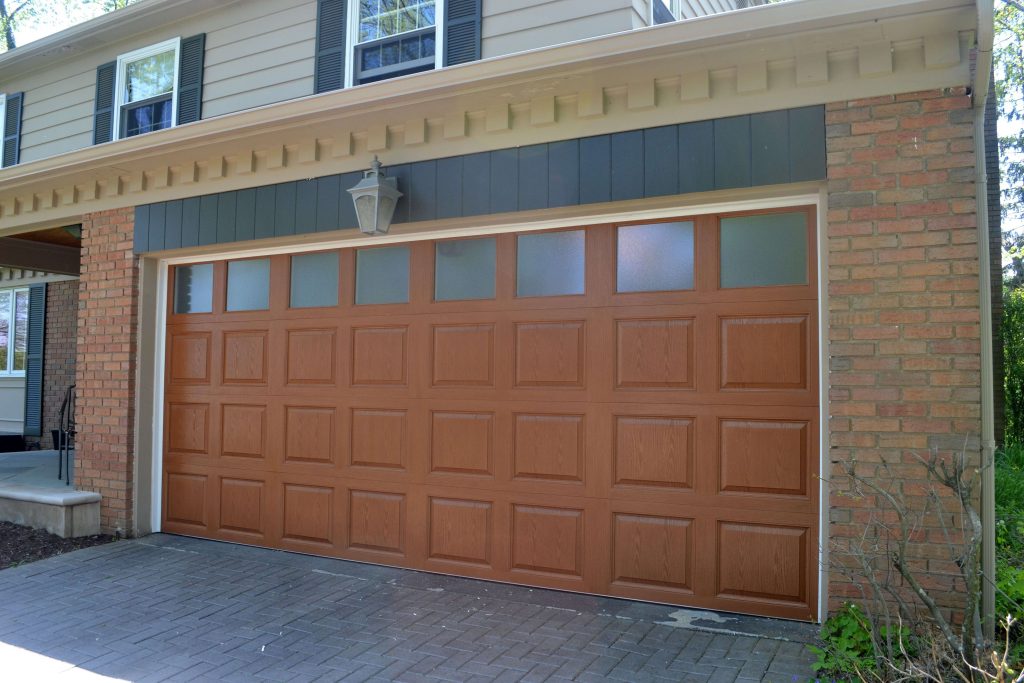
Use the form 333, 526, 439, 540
0, 534, 817, 682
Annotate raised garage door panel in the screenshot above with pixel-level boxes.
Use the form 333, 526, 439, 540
163, 209, 819, 620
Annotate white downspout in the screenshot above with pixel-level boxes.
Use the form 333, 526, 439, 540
974, 0, 997, 640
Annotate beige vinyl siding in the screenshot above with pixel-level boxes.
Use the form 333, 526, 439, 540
483, 0, 638, 58
5, 0, 316, 164
201, 0, 315, 118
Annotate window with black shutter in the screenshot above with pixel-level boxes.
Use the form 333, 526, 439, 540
315, 0, 480, 92
93, 34, 205, 143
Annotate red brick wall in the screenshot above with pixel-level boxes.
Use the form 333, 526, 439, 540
75, 207, 138, 535
826, 87, 982, 623
42, 279, 78, 444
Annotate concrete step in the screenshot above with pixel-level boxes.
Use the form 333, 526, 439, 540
0, 483, 101, 538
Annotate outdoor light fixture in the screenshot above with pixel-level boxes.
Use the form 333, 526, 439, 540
348, 156, 403, 235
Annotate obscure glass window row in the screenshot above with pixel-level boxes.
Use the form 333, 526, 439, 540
171, 212, 808, 313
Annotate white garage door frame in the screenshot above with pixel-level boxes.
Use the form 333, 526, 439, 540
145, 190, 830, 622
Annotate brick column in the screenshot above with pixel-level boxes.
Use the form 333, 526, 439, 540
826, 87, 982, 623
75, 207, 138, 535
42, 279, 79, 444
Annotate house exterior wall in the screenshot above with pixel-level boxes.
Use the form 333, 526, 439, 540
0, 0, 988, 624
483, 0, 641, 58
76, 207, 138, 534
68, 87, 988, 624
0, 0, 748, 166
825, 87, 982, 624
0, 377, 24, 433
42, 278, 78, 445
5, 0, 316, 163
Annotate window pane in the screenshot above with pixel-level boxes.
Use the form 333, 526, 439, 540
360, 0, 435, 39
125, 49, 175, 102
356, 246, 409, 305
516, 230, 585, 297
720, 212, 808, 288
617, 222, 694, 293
227, 259, 271, 311
435, 238, 496, 301
291, 252, 339, 308
124, 98, 172, 137
173, 264, 213, 314
0, 291, 9, 371
12, 290, 27, 372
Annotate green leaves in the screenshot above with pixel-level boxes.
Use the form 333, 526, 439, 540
808, 603, 879, 677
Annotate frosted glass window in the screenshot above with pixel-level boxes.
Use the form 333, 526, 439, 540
173, 263, 213, 314
226, 259, 270, 311
356, 246, 410, 305
516, 230, 585, 297
720, 212, 808, 288
291, 252, 339, 308
435, 237, 496, 301
617, 222, 695, 293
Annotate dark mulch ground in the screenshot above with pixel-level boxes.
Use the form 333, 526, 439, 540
0, 521, 114, 569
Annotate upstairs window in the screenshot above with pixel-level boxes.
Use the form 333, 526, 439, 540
0, 94, 6, 167
653, 0, 678, 23
115, 38, 180, 139
351, 0, 439, 85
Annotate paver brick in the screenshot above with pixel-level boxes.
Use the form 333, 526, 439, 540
0, 535, 817, 682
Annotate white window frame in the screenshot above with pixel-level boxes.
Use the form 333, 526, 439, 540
344, 0, 445, 88
650, 0, 681, 24
0, 92, 7, 169
0, 286, 28, 377
113, 37, 181, 141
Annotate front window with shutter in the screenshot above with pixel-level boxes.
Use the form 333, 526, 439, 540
0, 288, 28, 376
113, 38, 181, 139
0, 94, 6, 168
353, 0, 438, 84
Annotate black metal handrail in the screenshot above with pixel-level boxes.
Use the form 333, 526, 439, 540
57, 384, 75, 486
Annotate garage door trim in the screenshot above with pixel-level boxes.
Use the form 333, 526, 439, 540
145, 192, 828, 621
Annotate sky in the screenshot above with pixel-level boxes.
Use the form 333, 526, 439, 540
12, 3, 113, 46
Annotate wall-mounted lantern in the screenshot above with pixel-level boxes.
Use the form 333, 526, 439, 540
347, 156, 403, 235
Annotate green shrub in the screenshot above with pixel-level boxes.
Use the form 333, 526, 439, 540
1005, 289, 1024, 446
996, 444, 1024, 661
809, 603, 880, 678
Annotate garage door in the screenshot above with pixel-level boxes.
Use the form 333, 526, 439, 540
162, 207, 819, 620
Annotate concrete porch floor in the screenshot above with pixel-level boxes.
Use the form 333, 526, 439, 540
0, 450, 100, 537
0, 534, 818, 682
0, 449, 75, 488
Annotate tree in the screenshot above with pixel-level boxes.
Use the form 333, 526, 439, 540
0, 0, 139, 52
997, 1, 1024, 224
0, 0, 36, 50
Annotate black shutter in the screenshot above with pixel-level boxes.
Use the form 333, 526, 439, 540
93, 61, 116, 144
2, 91, 22, 167
315, 0, 347, 93
444, 0, 481, 67
177, 33, 206, 125
22, 283, 45, 439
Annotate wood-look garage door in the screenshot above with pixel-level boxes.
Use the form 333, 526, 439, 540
162, 207, 819, 620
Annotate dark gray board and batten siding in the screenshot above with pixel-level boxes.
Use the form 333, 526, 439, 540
135, 106, 825, 253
